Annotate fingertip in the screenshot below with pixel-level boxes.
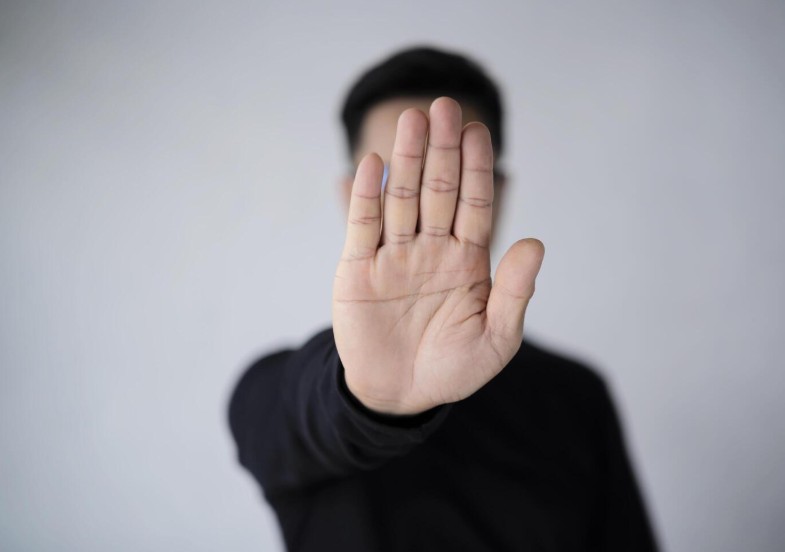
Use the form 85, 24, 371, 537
357, 152, 384, 177
462, 121, 491, 136
517, 237, 545, 261
395, 109, 429, 156
432, 95, 461, 110
354, 153, 385, 196
522, 237, 545, 256
461, 122, 494, 170
503, 238, 545, 281
430, 96, 462, 122
358, 152, 384, 170
398, 107, 428, 129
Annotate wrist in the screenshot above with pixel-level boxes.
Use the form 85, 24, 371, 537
343, 371, 427, 417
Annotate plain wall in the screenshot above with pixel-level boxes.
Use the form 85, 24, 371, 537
1, 1, 784, 550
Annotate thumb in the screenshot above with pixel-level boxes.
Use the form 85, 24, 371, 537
486, 238, 545, 347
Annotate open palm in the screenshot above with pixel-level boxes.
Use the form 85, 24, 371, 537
333, 98, 544, 416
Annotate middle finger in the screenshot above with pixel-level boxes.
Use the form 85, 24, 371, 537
417, 97, 463, 239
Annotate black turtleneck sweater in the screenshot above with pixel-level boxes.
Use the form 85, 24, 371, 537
228, 327, 658, 551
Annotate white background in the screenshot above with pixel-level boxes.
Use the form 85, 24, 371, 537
1, 1, 783, 550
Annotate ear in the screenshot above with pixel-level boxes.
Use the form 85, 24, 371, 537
337, 174, 354, 216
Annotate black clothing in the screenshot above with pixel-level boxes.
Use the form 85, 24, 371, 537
228, 327, 657, 551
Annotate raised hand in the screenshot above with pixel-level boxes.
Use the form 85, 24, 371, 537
333, 97, 544, 416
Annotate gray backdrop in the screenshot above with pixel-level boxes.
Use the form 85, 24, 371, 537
2, 1, 783, 550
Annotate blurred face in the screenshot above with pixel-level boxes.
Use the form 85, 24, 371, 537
340, 96, 506, 243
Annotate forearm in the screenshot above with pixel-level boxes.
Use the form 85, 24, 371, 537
228, 328, 451, 501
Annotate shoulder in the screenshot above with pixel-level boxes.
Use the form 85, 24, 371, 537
228, 327, 334, 436
518, 338, 606, 388
231, 327, 335, 404
501, 337, 614, 415
241, 327, 335, 374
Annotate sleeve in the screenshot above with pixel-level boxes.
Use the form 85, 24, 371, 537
227, 327, 452, 503
590, 380, 660, 552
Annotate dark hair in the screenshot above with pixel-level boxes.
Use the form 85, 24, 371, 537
340, 46, 504, 160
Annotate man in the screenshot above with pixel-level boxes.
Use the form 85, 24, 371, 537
228, 46, 658, 551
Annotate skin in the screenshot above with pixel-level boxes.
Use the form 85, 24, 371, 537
333, 97, 545, 416
340, 97, 507, 234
